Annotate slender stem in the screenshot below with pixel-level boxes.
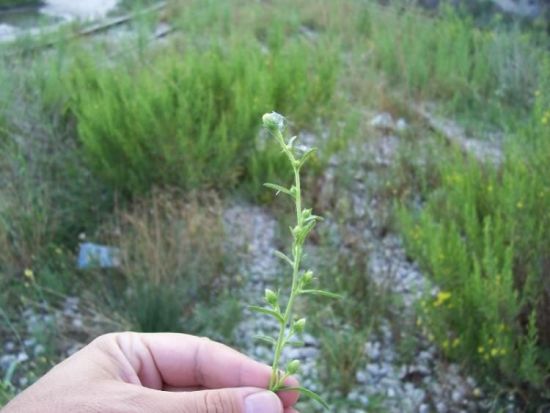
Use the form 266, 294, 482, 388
269, 132, 304, 390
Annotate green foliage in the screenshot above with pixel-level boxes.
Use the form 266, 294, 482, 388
317, 326, 368, 397
398, 80, 550, 399
66, 36, 338, 197
0, 69, 108, 282
365, 3, 543, 124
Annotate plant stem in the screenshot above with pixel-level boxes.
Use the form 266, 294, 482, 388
269, 132, 303, 390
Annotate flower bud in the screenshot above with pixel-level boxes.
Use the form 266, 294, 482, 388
265, 289, 278, 307
262, 112, 285, 132
294, 318, 306, 334
302, 270, 314, 285
287, 360, 301, 375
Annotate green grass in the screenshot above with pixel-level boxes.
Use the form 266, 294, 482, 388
362, 3, 543, 128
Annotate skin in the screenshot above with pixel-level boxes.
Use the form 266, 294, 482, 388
1, 332, 300, 413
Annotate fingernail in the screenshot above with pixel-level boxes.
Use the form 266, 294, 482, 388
245, 391, 282, 413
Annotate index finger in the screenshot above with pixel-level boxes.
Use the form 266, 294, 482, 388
115, 332, 299, 408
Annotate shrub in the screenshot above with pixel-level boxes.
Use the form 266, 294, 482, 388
398, 95, 550, 403
67, 36, 338, 197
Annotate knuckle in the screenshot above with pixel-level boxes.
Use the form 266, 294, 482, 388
203, 391, 238, 413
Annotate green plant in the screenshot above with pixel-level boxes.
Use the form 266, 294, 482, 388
67, 34, 338, 198
249, 112, 339, 409
398, 128, 550, 406
0, 359, 18, 408
317, 324, 368, 397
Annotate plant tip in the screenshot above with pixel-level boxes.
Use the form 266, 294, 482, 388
262, 111, 285, 132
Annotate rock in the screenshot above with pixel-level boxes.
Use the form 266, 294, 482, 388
365, 341, 381, 360
396, 118, 408, 132
419, 404, 431, 413
370, 113, 395, 130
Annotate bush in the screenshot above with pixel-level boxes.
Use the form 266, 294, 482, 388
398, 78, 550, 402
67, 36, 338, 197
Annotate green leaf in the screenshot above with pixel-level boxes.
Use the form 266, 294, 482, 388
300, 289, 342, 299
264, 183, 293, 197
286, 340, 305, 347
277, 386, 329, 409
298, 148, 318, 169
254, 335, 276, 346
249, 305, 285, 323
274, 250, 294, 267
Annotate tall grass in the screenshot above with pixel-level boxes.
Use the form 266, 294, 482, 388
362, 3, 543, 126
110, 191, 232, 332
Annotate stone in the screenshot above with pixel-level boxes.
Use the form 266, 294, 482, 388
370, 113, 395, 130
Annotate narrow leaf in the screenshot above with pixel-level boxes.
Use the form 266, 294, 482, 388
300, 289, 342, 299
298, 148, 318, 169
249, 305, 285, 323
278, 386, 329, 409
254, 335, 276, 346
274, 250, 294, 267
264, 183, 292, 196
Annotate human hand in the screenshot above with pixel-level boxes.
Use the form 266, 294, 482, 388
1, 332, 299, 413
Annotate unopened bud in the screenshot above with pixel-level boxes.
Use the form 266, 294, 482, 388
265, 289, 278, 306
262, 112, 285, 132
302, 270, 314, 285
287, 360, 301, 375
294, 318, 306, 334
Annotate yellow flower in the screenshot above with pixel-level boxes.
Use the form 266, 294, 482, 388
434, 291, 452, 307
478, 346, 485, 354
490, 348, 499, 357
24, 269, 34, 279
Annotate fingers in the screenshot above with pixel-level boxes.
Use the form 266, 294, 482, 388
136, 386, 285, 413
108, 332, 300, 407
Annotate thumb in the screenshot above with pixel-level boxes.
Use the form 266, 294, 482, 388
144, 387, 284, 413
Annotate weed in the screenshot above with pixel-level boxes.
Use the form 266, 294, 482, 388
250, 113, 338, 408
317, 325, 368, 397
